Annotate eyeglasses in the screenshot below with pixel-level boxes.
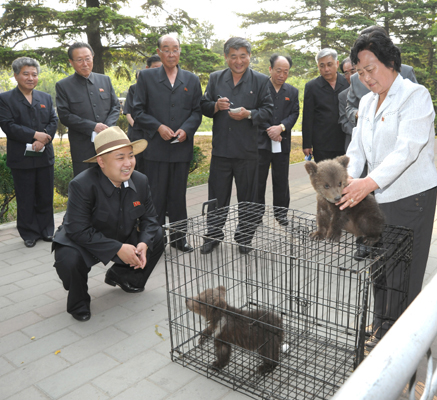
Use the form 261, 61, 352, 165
72, 57, 93, 64
158, 49, 180, 55
344, 69, 356, 76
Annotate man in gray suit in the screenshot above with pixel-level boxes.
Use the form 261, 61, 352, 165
56, 42, 120, 176
345, 26, 417, 126
338, 57, 356, 151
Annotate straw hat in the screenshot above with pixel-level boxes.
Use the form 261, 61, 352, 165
83, 126, 148, 163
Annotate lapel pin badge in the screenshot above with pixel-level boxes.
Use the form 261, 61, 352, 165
99, 88, 104, 92
40, 104, 46, 108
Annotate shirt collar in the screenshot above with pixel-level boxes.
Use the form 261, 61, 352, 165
74, 72, 94, 84
98, 168, 136, 197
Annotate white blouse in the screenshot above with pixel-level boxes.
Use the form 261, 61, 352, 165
346, 74, 437, 204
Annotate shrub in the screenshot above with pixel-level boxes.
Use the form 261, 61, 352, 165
116, 114, 130, 133
189, 145, 206, 173
54, 148, 73, 197
0, 153, 15, 222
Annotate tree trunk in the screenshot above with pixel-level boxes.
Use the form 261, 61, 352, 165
319, 0, 328, 49
383, 1, 390, 35
86, 0, 105, 74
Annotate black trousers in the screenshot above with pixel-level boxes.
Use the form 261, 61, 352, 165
11, 166, 54, 241
143, 160, 189, 243
313, 149, 345, 163
372, 186, 437, 337
205, 156, 259, 245
257, 149, 290, 220
54, 233, 165, 314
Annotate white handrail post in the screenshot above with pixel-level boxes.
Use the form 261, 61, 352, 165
332, 273, 437, 400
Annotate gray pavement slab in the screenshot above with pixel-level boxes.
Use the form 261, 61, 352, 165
1, 159, 437, 400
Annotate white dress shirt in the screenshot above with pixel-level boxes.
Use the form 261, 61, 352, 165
347, 74, 437, 204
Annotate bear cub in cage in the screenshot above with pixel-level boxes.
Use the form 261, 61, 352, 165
186, 285, 283, 375
305, 155, 385, 244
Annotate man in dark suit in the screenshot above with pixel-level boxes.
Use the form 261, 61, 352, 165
0, 57, 58, 248
132, 35, 202, 253
258, 54, 299, 226
200, 37, 273, 255
302, 48, 349, 163
56, 42, 120, 176
53, 127, 164, 322
124, 54, 162, 172
338, 57, 356, 151
345, 25, 417, 126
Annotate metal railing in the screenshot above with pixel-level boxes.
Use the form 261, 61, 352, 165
332, 273, 437, 400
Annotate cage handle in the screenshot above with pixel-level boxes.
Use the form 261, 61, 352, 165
202, 199, 218, 215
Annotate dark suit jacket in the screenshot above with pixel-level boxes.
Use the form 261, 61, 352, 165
131, 65, 202, 163
345, 64, 417, 125
53, 166, 160, 268
201, 67, 273, 160
302, 73, 349, 152
123, 83, 145, 142
338, 87, 354, 151
258, 80, 299, 153
0, 87, 58, 169
55, 72, 120, 163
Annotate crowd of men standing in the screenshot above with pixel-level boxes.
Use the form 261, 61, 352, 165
0, 34, 380, 320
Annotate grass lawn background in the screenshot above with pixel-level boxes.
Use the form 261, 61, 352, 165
0, 134, 304, 223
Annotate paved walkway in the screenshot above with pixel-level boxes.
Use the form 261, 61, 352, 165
1, 159, 437, 399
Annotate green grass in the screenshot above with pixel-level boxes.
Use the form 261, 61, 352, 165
0, 135, 304, 222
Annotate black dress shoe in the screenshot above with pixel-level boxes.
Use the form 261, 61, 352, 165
105, 268, 144, 293
354, 246, 371, 261
276, 218, 289, 227
200, 240, 220, 254
170, 241, 194, 253
71, 310, 91, 322
239, 245, 252, 254
365, 335, 380, 349
24, 239, 36, 248
42, 236, 53, 242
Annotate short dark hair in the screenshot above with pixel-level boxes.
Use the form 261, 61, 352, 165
350, 31, 401, 73
146, 54, 161, 67
68, 42, 94, 60
157, 35, 180, 48
360, 25, 388, 37
269, 54, 292, 69
224, 37, 251, 55
339, 57, 351, 73
12, 57, 40, 75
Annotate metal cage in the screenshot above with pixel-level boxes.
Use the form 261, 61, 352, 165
164, 202, 413, 399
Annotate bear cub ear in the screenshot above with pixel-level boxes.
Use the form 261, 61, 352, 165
335, 155, 350, 169
305, 161, 318, 175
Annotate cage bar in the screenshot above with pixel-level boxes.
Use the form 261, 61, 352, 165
164, 202, 412, 399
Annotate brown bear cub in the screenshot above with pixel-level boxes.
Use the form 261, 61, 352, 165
305, 155, 385, 245
186, 285, 283, 374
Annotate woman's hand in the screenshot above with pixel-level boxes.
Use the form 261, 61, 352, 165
336, 176, 379, 210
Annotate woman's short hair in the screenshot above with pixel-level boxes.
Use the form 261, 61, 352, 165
12, 57, 41, 75
350, 31, 401, 72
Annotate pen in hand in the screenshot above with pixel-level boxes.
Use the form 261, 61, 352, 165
217, 95, 234, 107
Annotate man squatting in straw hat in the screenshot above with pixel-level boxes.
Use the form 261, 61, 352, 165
52, 127, 164, 322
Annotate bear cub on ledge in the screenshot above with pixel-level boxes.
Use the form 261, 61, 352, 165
305, 155, 384, 245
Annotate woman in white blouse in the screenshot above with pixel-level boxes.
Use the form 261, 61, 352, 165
338, 31, 437, 347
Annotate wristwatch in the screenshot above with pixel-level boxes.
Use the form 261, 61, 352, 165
247, 110, 252, 119
280, 124, 286, 132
